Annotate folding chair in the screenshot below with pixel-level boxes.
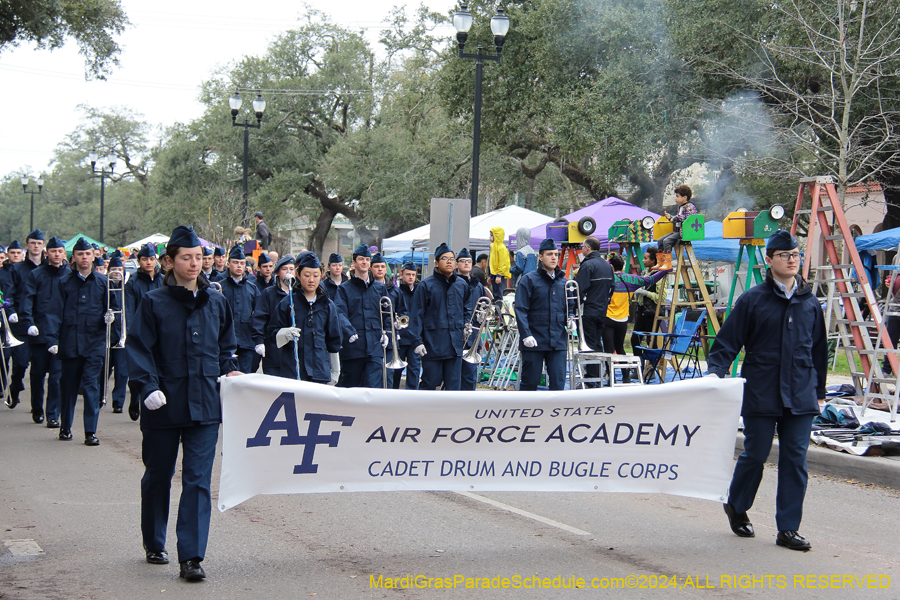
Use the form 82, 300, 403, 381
636, 310, 707, 382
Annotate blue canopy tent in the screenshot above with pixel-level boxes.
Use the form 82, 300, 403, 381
641, 221, 741, 263
854, 227, 900, 252
383, 251, 431, 266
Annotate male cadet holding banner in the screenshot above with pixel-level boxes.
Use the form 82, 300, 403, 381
408, 243, 470, 391
21, 236, 69, 426
199, 246, 215, 281
48, 237, 120, 445
515, 238, 572, 391
270, 252, 342, 383
334, 244, 389, 388
707, 230, 827, 552
219, 245, 260, 373
456, 248, 486, 391
251, 255, 294, 376
127, 225, 240, 581
6, 229, 46, 408
321, 252, 347, 301
392, 261, 419, 389
124, 243, 163, 421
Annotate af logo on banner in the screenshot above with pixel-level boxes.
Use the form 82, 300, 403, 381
218, 375, 744, 511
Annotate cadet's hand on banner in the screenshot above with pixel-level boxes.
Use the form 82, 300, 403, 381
104, 310, 116, 325
275, 327, 302, 348
414, 344, 427, 356
8, 313, 17, 324
144, 390, 167, 410
27, 326, 39, 336
48, 345, 58, 355
329, 353, 340, 385
348, 334, 359, 344
523, 336, 538, 348
381, 334, 389, 348
254, 344, 265, 357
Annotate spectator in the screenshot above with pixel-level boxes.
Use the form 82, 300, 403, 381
254, 212, 272, 251
510, 227, 537, 286
488, 227, 510, 299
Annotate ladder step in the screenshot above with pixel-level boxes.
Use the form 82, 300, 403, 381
836, 320, 875, 327
850, 371, 868, 377
840, 292, 865, 298
824, 234, 845, 240
870, 378, 897, 385
817, 206, 834, 212
865, 393, 898, 400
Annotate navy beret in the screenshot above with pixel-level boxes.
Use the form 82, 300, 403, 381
72, 237, 93, 252
169, 226, 201, 248
328, 252, 343, 264
434, 242, 453, 260
101, 254, 109, 261
7, 240, 22, 250
111, 249, 123, 258
202, 246, 214, 256
228, 245, 246, 260
213, 246, 226, 257
91, 243, 99, 250
26, 229, 44, 241
93, 256, 104, 268
766, 229, 799, 252
296, 251, 321, 270
371, 253, 385, 265
108, 255, 123, 268
138, 243, 158, 258
46, 236, 65, 250
352, 243, 371, 258
257, 252, 272, 265
456, 247, 472, 260
274, 255, 295, 271
539, 238, 558, 252
402, 261, 416, 272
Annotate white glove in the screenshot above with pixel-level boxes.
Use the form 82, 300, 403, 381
48, 345, 58, 355
254, 344, 266, 357
144, 390, 166, 410
104, 310, 116, 325
381, 333, 389, 348
566, 319, 577, 334
329, 352, 340, 385
523, 336, 538, 348
348, 334, 359, 344
27, 326, 39, 336
8, 313, 17, 324
634, 288, 649, 297
276, 327, 302, 348
414, 344, 427, 356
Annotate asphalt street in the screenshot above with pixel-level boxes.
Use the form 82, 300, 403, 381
1, 396, 898, 600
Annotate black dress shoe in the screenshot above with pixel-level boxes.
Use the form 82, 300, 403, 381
84, 433, 100, 446
113, 406, 123, 413
776, 530, 811, 551
46, 419, 60, 429
7, 389, 20, 408
32, 411, 44, 424
59, 428, 72, 441
723, 503, 754, 538
128, 403, 140, 421
179, 559, 206, 581
146, 549, 169, 564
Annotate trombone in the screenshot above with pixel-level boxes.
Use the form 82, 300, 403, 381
1, 303, 23, 408
380, 296, 407, 388
103, 270, 127, 406
462, 296, 492, 364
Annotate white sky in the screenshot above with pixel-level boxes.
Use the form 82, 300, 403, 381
0, 0, 455, 179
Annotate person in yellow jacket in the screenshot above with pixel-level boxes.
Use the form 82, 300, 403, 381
488, 227, 511, 299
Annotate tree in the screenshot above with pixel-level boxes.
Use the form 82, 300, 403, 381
0, 0, 129, 79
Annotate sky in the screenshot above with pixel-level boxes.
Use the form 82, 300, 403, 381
0, 0, 455, 179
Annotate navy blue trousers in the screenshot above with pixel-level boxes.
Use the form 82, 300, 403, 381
29, 343, 61, 420
141, 424, 219, 563
461, 358, 479, 391
519, 350, 566, 391
235, 348, 254, 374
419, 357, 462, 391
392, 344, 420, 390
60, 355, 103, 434
338, 356, 383, 388
728, 410, 814, 531
9, 342, 29, 398
99, 348, 128, 409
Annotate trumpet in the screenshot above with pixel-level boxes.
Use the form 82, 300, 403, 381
564, 280, 592, 352
380, 296, 407, 388
462, 296, 492, 364
395, 314, 410, 329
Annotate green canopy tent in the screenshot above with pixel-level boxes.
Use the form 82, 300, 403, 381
64, 234, 106, 258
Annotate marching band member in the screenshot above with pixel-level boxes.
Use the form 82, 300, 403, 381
127, 225, 240, 581
251, 255, 295, 376
0, 241, 20, 398
219, 245, 260, 373
514, 238, 571, 391
48, 237, 120, 445
270, 252, 342, 383
124, 243, 163, 421
456, 248, 486, 391
371, 253, 403, 384
20, 236, 69, 426
254, 252, 275, 291
211, 246, 227, 280
102, 254, 129, 412
321, 252, 347, 301
6, 230, 46, 409
408, 243, 470, 391
333, 244, 389, 388
392, 262, 419, 389
200, 246, 215, 280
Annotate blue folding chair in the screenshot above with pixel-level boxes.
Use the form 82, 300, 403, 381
636, 310, 707, 382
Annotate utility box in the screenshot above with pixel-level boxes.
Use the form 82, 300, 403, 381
429, 198, 471, 258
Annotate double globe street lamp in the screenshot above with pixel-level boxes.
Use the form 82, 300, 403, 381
20, 176, 44, 232
453, 3, 510, 218
229, 91, 267, 224
88, 153, 117, 242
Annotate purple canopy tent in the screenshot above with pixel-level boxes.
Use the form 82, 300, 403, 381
512, 197, 660, 250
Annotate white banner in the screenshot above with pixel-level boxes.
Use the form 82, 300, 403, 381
218, 375, 744, 511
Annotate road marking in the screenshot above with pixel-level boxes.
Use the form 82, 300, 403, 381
456, 491, 591, 536
3, 539, 44, 556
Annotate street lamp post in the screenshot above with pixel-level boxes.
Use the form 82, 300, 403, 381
89, 153, 117, 242
229, 91, 267, 225
20, 176, 44, 232
453, 4, 510, 218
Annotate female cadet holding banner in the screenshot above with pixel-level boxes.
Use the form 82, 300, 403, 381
127, 225, 241, 582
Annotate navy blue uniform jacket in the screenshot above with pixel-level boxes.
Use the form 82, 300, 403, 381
515, 267, 570, 351
127, 273, 238, 428
708, 271, 827, 416
333, 272, 388, 360
8, 258, 43, 336
408, 270, 470, 360
21, 262, 69, 345
268, 286, 342, 381
48, 269, 120, 359
220, 273, 260, 349
251, 284, 288, 372
321, 273, 348, 301
124, 271, 164, 334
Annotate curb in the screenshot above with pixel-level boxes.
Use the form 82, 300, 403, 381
735, 434, 900, 491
